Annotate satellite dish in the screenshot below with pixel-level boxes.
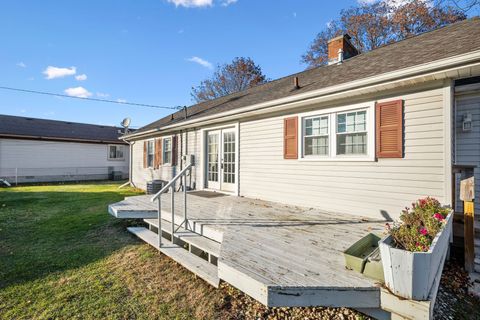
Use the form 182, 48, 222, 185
121, 117, 131, 128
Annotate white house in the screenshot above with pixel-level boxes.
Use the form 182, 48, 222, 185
109, 18, 480, 317
0, 114, 130, 184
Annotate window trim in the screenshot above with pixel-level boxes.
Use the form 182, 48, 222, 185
146, 139, 155, 168
298, 102, 375, 162
162, 136, 173, 165
303, 115, 330, 158
107, 144, 125, 161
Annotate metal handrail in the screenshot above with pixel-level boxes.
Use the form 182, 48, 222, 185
150, 163, 192, 202
150, 163, 192, 248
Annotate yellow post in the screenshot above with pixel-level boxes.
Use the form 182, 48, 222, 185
465, 200, 475, 273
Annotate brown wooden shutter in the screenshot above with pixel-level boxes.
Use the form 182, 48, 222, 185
143, 141, 147, 168
284, 116, 298, 159
155, 138, 162, 168
172, 135, 178, 166
376, 100, 403, 158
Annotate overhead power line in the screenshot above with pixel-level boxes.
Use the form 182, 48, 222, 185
0, 85, 180, 110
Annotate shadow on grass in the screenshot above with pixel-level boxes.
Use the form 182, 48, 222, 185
0, 184, 143, 289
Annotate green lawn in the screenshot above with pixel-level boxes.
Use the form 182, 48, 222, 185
0, 182, 374, 320
0, 182, 226, 320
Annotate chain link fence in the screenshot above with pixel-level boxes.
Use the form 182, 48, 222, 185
0, 166, 129, 185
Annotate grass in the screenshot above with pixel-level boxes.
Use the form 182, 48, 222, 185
0, 182, 374, 320
0, 182, 226, 319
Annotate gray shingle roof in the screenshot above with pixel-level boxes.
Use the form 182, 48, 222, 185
0, 114, 127, 144
136, 17, 480, 135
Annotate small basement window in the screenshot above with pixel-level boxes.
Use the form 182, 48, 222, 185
147, 140, 154, 167
108, 145, 125, 160
163, 137, 172, 164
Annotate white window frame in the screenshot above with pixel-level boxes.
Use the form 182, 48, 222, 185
298, 102, 375, 162
146, 139, 155, 168
162, 136, 172, 165
303, 115, 330, 158
107, 144, 125, 161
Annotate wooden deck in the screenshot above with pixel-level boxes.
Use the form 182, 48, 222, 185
110, 191, 388, 308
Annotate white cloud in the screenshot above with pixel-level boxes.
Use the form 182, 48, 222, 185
357, 0, 378, 4
75, 74, 87, 81
116, 98, 127, 103
187, 56, 213, 69
168, 0, 213, 8
64, 86, 92, 98
221, 0, 237, 6
96, 92, 110, 98
17, 62, 27, 68
43, 66, 76, 79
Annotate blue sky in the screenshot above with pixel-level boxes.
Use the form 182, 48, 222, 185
0, 0, 400, 128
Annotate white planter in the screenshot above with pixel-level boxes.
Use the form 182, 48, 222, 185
379, 212, 453, 300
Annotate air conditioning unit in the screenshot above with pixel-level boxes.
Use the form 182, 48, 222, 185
182, 154, 195, 166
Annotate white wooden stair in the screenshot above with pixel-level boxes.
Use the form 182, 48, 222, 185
144, 218, 221, 258
108, 197, 157, 219
127, 227, 220, 287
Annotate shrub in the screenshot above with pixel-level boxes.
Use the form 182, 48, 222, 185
386, 197, 450, 252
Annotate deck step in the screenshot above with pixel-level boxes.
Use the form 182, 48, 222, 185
127, 227, 220, 287
144, 218, 221, 257
108, 199, 157, 219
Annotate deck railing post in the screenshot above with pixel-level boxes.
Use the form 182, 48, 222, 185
184, 172, 188, 230
157, 197, 162, 248
171, 185, 175, 243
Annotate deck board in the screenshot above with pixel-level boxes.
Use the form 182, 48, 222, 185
110, 191, 387, 307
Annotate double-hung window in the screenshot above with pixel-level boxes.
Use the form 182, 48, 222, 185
163, 137, 172, 164
300, 104, 372, 160
304, 116, 329, 156
147, 140, 154, 167
336, 110, 367, 155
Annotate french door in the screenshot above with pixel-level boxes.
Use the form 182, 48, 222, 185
206, 128, 236, 192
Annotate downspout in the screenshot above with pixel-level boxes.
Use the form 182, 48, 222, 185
119, 139, 136, 189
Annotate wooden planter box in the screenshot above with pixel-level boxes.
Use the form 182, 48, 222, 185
379, 212, 453, 300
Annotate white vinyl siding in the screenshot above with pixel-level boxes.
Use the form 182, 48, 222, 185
239, 87, 446, 220
131, 131, 198, 190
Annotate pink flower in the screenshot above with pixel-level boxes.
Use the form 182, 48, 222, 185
419, 227, 428, 236
433, 213, 444, 221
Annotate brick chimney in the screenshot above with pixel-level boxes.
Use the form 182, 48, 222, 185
327, 34, 359, 65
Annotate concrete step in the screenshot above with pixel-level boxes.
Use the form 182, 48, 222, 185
144, 218, 221, 257
127, 227, 220, 287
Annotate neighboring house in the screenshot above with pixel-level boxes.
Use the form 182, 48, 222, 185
124, 18, 480, 222
0, 114, 130, 184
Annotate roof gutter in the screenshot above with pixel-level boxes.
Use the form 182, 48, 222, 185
123, 49, 480, 140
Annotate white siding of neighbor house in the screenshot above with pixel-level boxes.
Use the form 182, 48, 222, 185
131, 130, 201, 190
239, 86, 447, 220
455, 92, 480, 215
0, 138, 129, 182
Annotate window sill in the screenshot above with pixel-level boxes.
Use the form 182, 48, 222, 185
299, 156, 376, 162
108, 158, 125, 161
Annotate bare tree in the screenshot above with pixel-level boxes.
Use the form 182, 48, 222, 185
191, 57, 268, 103
302, 0, 466, 68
